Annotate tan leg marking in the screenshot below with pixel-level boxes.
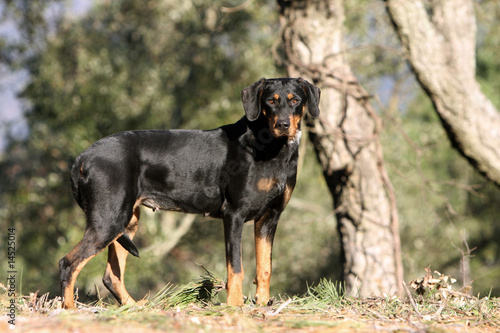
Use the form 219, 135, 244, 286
226, 263, 244, 306
63, 254, 97, 309
103, 204, 140, 306
254, 217, 273, 306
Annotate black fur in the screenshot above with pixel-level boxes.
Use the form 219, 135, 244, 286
59, 77, 320, 308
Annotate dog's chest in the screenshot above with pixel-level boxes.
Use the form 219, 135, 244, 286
256, 176, 283, 192
251, 155, 296, 196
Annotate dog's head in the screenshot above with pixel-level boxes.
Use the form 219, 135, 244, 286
241, 78, 320, 141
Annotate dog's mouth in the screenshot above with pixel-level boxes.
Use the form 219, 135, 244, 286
270, 127, 289, 138
269, 126, 303, 143
269, 115, 302, 141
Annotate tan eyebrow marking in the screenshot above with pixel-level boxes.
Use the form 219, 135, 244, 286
273, 94, 279, 100
287, 93, 294, 99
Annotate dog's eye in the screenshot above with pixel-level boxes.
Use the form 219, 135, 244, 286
292, 99, 299, 104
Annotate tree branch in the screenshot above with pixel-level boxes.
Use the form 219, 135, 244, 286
385, 0, 500, 186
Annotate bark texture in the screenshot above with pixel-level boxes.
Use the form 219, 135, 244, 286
278, 0, 403, 297
386, 0, 500, 186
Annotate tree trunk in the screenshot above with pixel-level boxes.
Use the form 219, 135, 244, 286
385, 0, 500, 187
278, 0, 403, 297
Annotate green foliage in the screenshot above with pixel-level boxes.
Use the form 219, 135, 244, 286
1, 0, 500, 308
477, 0, 500, 109
0, 0, 281, 297
1, 0, 336, 305
381, 87, 500, 297
344, 1, 406, 95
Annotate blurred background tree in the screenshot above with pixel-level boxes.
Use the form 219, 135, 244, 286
0, 0, 499, 303
278, 0, 403, 298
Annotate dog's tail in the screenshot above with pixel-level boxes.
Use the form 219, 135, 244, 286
117, 234, 140, 258
70, 155, 85, 209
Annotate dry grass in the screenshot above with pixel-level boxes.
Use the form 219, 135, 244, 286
1, 271, 499, 332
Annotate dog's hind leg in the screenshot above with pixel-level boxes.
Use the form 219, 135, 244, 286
102, 204, 140, 306
59, 224, 120, 309
60, 193, 137, 309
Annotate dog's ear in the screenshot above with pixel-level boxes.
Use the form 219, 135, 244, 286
298, 77, 320, 118
241, 78, 267, 121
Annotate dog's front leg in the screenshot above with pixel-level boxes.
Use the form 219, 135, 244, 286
223, 214, 244, 306
254, 210, 280, 306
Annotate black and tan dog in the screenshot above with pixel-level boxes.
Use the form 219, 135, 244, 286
59, 77, 320, 308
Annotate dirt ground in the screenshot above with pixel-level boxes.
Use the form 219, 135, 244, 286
2, 307, 498, 333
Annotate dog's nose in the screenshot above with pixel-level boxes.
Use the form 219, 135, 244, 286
276, 119, 290, 130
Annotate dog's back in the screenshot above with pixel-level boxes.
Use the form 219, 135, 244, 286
71, 128, 233, 217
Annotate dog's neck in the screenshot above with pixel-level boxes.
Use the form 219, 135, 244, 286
241, 117, 297, 162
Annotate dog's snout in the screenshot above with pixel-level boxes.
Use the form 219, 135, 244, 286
276, 119, 290, 130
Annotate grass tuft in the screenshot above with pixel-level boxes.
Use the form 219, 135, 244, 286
307, 278, 345, 305
157, 264, 225, 308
